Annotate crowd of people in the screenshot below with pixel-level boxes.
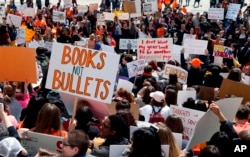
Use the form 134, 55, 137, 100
1, 0, 250, 157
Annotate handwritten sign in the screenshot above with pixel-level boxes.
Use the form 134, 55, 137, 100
138, 38, 173, 61
7, 14, 22, 27
119, 39, 138, 50
22, 8, 35, 17
170, 105, 205, 139
124, 1, 136, 13
127, 59, 146, 78
163, 64, 188, 84
103, 12, 114, 21
213, 45, 233, 58
145, 0, 158, 12
118, 13, 129, 20
18, 130, 63, 156
16, 28, 26, 45
183, 39, 208, 55
208, 8, 224, 20
64, 0, 72, 8
52, 11, 66, 23
77, 5, 88, 13
183, 33, 196, 40
226, 3, 241, 20
143, 2, 153, 14
46, 43, 120, 103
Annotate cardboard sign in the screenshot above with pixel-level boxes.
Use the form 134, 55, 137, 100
177, 90, 196, 106
137, 38, 173, 61
183, 33, 196, 40
226, 3, 241, 20
118, 13, 129, 20
130, 0, 142, 18
170, 105, 205, 139
119, 39, 138, 50
208, 8, 224, 20
163, 64, 188, 84
22, 8, 35, 17
127, 59, 146, 78
198, 85, 215, 102
143, 2, 154, 14
16, 28, 26, 45
183, 39, 208, 55
145, 0, 158, 12
18, 129, 63, 156
219, 79, 250, 104
213, 45, 233, 58
124, 1, 136, 13
77, 5, 88, 13
0, 47, 37, 83
103, 12, 114, 21
7, 14, 22, 27
52, 11, 66, 23
46, 43, 120, 103
0, 6, 5, 16
186, 97, 243, 150
89, 3, 98, 12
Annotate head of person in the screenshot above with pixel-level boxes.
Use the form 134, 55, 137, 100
169, 73, 178, 85
62, 130, 89, 157
227, 68, 242, 82
238, 130, 250, 141
155, 122, 180, 157
100, 114, 127, 140
115, 99, 131, 113
235, 105, 250, 121
115, 88, 134, 103
190, 58, 203, 69
165, 88, 177, 106
141, 85, 155, 104
3, 85, 14, 103
198, 145, 223, 157
75, 106, 93, 126
165, 115, 184, 134
129, 127, 162, 157
122, 54, 133, 65
33, 103, 62, 134
149, 91, 165, 107
182, 97, 196, 110
143, 65, 153, 75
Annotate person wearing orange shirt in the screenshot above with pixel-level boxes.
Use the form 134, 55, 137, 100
171, 0, 179, 10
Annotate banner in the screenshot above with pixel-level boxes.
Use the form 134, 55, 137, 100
7, 14, 22, 27
46, 43, 120, 103
137, 38, 173, 61
143, 3, 153, 14
170, 105, 205, 139
226, 3, 241, 20
18, 130, 63, 156
103, 12, 114, 21
213, 44, 233, 58
183, 39, 208, 55
118, 13, 129, 20
127, 59, 146, 78
77, 5, 88, 13
124, 1, 136, 13
52, 11, 66, 23
208, 8, 224, 20
119, 39, 138, 50
22, 8, 35, 17
163, 64, 188, 84
0, 47, 37, 83
16, 28, 26, 45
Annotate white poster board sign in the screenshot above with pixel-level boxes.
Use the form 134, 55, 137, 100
186, 97, 243, 149
143, 2, 153, 14
77, 5, 88, 13
16, 28, 26, 45
208, 8, 224, 20
18, 130, 63, 156
137, 38, 173, 61
226, 3, 241, 20
119, 39, 138, 50
177, 90, 196, 106
46, 43, 120, 103
116, 79, 134, 92
103, 12, 114, 21
183, 33, 196, 40
170, 105, 205, 139
127, 59, 146, 78
64, 0, 72, 8
145, 0, 158, 12
53, 11, 66, 23
183, 39, 208, 55
163, 64, 188, 84
0, 6, 5, 16
44, 41, 53, 51
22, 8, 35, 17
7, 14, 22, 27
118, 13, 129, 20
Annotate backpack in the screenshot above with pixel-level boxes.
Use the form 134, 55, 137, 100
148, 106, 165, 123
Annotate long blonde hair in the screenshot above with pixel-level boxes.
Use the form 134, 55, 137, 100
156, 122, 181, 157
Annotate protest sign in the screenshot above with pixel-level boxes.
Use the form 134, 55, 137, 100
127, 59, 146, 78
77, 5, 88, 13
89, 3, 98, 12
213, 56, 223, 66
130, 0, 141, 18
145, 0, 158, 12
19, 3, 27, 13
226, 3, 241, 20
119, 39, 138, 50
177, 90, 196, 106
213, 44, 233, 58
64, 0, 72, 8
16, 28, 26, 45
138, 38, 173, 61
124, 1, 136, 13
44, 41, 53, 51
219, 79, 250, 104
163, 64, 188, 84
28, 40, 44, 48
170, 105, 205, 139
103, 12, 114, 21
7, 14, 22, 27
186, 97, 243, 150
75, 40, 87, 47
118, 13, 129, 20
52, 11, 66, 23
143, 3, 153, 14
183, 39, 208, 55
25, 28, 35, 42
183, 33, 196, 40
22, 8, 35, 17
0, 6, 5, 16
46, 43, 120, 103
101, 44, 115, 53
97, 13, 105, 22
18, 129, 63, 156
117, 79, 134, 92
198, 85, 215, 102
0, 47, 37, 83
208, 8, 224, 20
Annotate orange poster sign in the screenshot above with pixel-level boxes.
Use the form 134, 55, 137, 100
0, 47, 37, 83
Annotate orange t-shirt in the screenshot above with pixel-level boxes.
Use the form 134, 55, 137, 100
157, 27, 165, 37
171, 0, 179, 9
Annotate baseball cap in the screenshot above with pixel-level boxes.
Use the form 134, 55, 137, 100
190, 58, 203, 68
0, 137, 25, 156
150, 91, 165, 103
